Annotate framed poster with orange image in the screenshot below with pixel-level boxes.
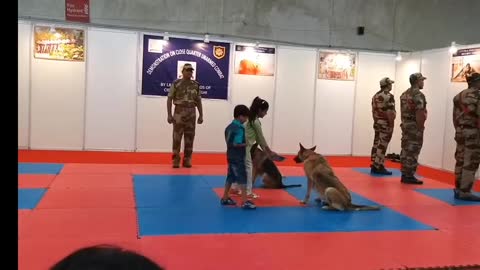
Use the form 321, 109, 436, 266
234, 45, 275, 76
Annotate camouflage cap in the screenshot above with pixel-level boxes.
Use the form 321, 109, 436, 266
182, 63, 194, 71
409, 72, 427, 82
466, 72, 480, 83
379, 77, 395, 87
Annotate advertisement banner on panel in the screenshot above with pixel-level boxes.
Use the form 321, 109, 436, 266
33, 25, 85, 61
141, 35, 231, 100
234, 45, 275, 76
318, 51, 357, 81
451, 47, 480, 82
65, 0, 90, 23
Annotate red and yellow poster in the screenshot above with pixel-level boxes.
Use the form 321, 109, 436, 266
451, 47, 480, 82
34, 25, 85, 61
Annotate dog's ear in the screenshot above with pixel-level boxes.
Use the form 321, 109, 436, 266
310, 146, 316, 151
299, 143, 305, 151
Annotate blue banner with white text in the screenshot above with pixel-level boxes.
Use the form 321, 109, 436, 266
141, 35, 230, 100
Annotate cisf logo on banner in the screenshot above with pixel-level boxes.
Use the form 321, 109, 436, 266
213, 46, 226, 59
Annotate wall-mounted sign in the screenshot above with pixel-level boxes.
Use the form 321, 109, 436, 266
234, 45, 275, 76
65, 0, 90, 23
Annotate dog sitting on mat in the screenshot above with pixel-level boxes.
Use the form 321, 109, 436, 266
293, 143, 380, 211
250, 143, 302, 189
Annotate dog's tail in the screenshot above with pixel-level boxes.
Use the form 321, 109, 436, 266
349, 204, 381, 211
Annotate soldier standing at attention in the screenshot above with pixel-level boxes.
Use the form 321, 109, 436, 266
166, 63, 204, 168
399, 73, 427, 184
452, 72, 480, 201
370, 77, 396, 175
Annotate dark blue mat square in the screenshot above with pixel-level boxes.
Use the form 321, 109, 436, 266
18, 188, 47, 209
415, 188, 480, 206
18, 163, 64, 175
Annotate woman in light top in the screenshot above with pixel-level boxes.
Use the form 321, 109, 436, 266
231, 96, 278, 198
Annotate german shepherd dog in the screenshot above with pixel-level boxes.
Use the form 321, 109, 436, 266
250, 143, 302, 189
293, 143, 380, 211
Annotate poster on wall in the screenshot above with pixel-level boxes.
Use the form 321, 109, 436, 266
451, 47, 480, 82
234, 45, 275, 76
33, 25, 85, 61
65, 0, 90, 23
141, 35, 231, 100
318, 51, 356, 81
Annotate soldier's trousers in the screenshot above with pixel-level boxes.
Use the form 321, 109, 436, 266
371, 120, 393, 167
400, 124, 424, 177
172, 106, 196, 163
454, 127, 480, 192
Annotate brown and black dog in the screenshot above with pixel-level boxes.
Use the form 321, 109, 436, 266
250, 143, 301, 189
293, 143, 380, 211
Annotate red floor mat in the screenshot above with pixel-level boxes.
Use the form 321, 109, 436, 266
19, 208, 138, 240
49, 174, 133, 189
37, 188, 135, 209
18, 174, 56, 188
19, 238, 141, 270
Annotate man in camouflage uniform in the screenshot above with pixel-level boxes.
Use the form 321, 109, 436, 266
399, 73, 427, 184
370, 77, 396, 175
167, 63, 204, 168
452, 72, 480, 201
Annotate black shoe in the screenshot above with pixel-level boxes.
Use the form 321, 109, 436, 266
371, 165, 393, 175
454, 189, 480, 201
401, 175, 423, 185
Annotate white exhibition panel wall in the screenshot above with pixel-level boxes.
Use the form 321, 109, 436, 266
136, 98, 232, 153
231, 73, 275, 146
84, 28, 138, 151
30, 26, 86, 150
273, 46, 316, 154
315, 78, 355, 155
136, 97, 169, 152
390, 52, 422, 154
193, 99, 232, 152
417, 49, 450, 169
18, 21, 31, 148
351, 52, 396, 156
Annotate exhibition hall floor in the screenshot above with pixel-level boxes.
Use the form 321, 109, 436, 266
18, 150, 480, 270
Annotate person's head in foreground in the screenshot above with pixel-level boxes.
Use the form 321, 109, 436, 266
233, 104, 250, 124
50, 245, 164, 270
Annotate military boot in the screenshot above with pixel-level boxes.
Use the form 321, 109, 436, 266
172, 154, 180, 169
182, 157, 192, 168
401, 175, 423, 185
454, 189, 480, 201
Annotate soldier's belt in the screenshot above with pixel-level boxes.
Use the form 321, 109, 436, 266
174, 104, 196, 108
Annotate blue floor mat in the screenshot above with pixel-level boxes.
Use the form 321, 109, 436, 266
18, 188, 47, 209
18, 163, 64, 175
415, 188, 480, 206
134, 175, 434, 236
